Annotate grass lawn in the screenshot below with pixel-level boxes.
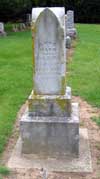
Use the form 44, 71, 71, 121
0, 24, 100, 156
0, 30, 33, 155
68, 24, 100, 107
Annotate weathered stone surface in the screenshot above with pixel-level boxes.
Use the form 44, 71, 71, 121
32, 8, 66, 95
65, 14, 67, 35
65, 10, 77, 38
28, 87, 71, 117
0, 22, 6, 36
66, 28, 77, 39
0, 22, 4, 31
32, 7, 65, 26
8, 128, 92, 172
26, 13, 31, 25
19, 7, 80, 158
66, 36, 71, 48
66, 10, 74, 29
20, 103, 79, 157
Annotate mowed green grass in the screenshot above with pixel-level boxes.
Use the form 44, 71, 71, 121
0, 31, 32, 154
68, 24, 100, 107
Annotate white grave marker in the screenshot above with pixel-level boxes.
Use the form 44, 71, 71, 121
32, 8, 66, 94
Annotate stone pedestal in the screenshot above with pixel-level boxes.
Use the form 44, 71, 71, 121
20, 7, 79, 159
28, 87, 71, 117
8, 128, 92, 172
20, 87, 79, 157
20, 103, 79, 157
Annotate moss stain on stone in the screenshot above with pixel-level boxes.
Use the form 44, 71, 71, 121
61, 76, 66, 94
56, 98, 67, 111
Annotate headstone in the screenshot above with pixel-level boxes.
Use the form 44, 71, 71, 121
12, 24, 19, 32
26, 13, 31, 26
66, 36, 71, 49
65, 14, 67, 34
0, 22, 4, 32
67, 10, 74, 29
20, 7, 79, 157
0, 22, 6, 36
26, 13, 31, 22
32, 8, 66, 95
19, 23, 26, 31
32, 7, 65, 26
65, 10, 77, 39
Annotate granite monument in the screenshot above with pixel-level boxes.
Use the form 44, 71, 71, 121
20, 7, 79, 157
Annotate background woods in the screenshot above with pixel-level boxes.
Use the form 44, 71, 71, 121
0, 0, 100, 23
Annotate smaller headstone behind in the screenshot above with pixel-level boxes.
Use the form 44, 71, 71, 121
0, 22, 4, 32
26, 13, 31, 26
12, 24, 19, 32
66, 36, 71, 49
0, 22, 6, 36
67, 10, 74, 29
66, 10, 77, 39
19, 23, 26, 31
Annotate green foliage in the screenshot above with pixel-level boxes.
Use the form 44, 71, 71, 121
0, 166, 10, 176
0, 0, 100, 23
75, 0, 100, 23
30, 0, 65, 7
0, 0, 33, 22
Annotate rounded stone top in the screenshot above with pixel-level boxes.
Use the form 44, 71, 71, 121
32, 7, 65, 26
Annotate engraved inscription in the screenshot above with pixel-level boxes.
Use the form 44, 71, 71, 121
35, 41, 60, 75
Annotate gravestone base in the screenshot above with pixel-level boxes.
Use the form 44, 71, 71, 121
28, 88, 71, 118
66, 28, 77, 39
7, 128, 92, 172
20, 103, 79, 157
